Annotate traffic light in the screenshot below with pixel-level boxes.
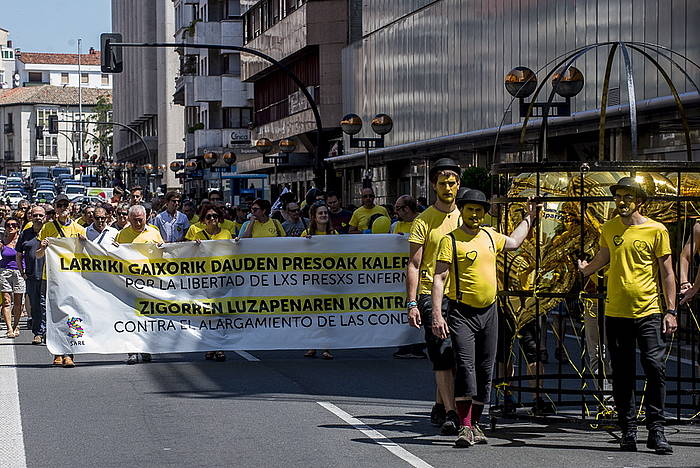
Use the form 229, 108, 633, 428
100, 33, 123, 73
35, 126, 44, 141
48, 115, 58, 134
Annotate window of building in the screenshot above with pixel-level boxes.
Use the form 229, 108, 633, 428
222, 54, 241, 76
1, 50, 13, 59
28, 72, 43, 83
81, 73, 89, 84
101, 74, 109, 86
223, 107, 253, 129
61, 73, 69, 84
36, 108, 58, 127
0, 71, 4, 84
38, 135, 58, 157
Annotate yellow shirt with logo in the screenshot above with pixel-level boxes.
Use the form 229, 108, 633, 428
39, 220, 87, 280
115, 225, 164, 244
349, 205, 389, 231
242, 218, 284, 238
408, 205, 461, 294
185, 219, 237, 240
192, 228, 233, 241
600, 216, 671, 318
436, 227, 507, 308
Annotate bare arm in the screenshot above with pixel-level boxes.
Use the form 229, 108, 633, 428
240, 220, 254, 238
36, 238, 49, 259
679, 222, 700, 291
503, 197, 540, 251
430, 261, 450, 339
16, 251, 25, 276
406, 242, 423, 328
658, 254, 678, 335
577, 247, 610, 277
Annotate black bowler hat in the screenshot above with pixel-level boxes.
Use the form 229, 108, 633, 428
609, 176, 647, 200
429, 157, 461, 179
456, 189, 490, 211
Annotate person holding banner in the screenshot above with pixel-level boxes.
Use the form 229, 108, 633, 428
301, 201, 337, 360
37, 194, 87, 368
239, 199, 284, 238
153, 191, 190, 243
406, 157, 462, 435
115, 205, 164, 365
86, 207, 119, 246
17, 206, 47, 345
193, 205, 233, 242
432, 189, 537, 447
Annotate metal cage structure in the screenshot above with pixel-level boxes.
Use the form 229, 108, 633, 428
489, 42, 700, 426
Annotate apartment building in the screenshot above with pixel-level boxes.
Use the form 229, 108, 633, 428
15, 49, 112, 89
0, 28, 16, 89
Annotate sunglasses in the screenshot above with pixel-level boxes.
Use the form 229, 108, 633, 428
56, 203, 69, 209
94, 216, 107, 221
205, 214, 220, 220
6, 223, 18, 228
31, 213, 45, 218
287, 208, 300, 213
118, 212, 128, 216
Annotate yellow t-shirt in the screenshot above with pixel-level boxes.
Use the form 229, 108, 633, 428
299, 229, 338, 236
244, 218, 284, 238
185, 219, 237, 240
437, 227, 507, 308
190, 214, 200, 224
39, 219, 87, 280
193, 228, 233, 241
600, 216, 671, 319
233, 221, 243, 235
76, 217, 90, 227
408, 206, 461, 295
115, 225, 164, 244
391, 220, 413, 234
349, 205, 389, 231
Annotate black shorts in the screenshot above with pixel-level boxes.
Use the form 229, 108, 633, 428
418, 294, 454, 371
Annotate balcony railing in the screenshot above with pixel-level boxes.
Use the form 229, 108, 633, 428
3, 123, 13, 134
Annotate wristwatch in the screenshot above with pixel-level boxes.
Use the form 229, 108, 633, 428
666, 309, 677, 316
406, 300, 418, 309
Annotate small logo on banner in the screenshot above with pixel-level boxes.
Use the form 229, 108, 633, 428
67, 317, 85, 339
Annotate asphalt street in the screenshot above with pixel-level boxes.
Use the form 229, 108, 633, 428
2, 328, 700, 468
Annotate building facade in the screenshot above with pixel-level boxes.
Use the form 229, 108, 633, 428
0, 86, 111, 174
0, 28, 16, 89
15, 50, 112, 89
332, 0, 700, 205
240, 0, 347, 198
111, 0, 184, 191
172, 0, 257, 202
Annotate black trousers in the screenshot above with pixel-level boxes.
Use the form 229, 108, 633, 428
448, 300, 498, 402
606, 314, 666, 431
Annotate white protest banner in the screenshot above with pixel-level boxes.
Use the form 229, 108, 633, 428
45, 235, 422, 355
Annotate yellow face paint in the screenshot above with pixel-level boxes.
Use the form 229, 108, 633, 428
460, 203, 485, 229
434, 174, 459, 204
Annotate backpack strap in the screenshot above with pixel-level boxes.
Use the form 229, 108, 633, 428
482, 227, 496, 252
448, 232, 462, 301
53, 220, 66, 238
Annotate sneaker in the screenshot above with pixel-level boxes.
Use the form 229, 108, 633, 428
619, 430, 637, 452
32, 335, 42, 345
430, 404, 446, 426
126, 353, 138, 365
141, 353, 152, 363
646, 428, 673, 454
471, 424, 488, 444
531, 397, 556, 415
62, 356, 75, 368
52, 355, 63, 366
441, 410, 459, 435
454, 426, 475, 447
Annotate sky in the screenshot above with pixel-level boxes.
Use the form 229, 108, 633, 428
1, 0, 111, 54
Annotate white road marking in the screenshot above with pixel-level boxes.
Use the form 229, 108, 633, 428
317, 401, 433, 468
0, 342, 27, 468
235, 350, 260, 361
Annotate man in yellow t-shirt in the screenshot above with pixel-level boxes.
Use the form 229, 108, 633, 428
348, 187, 389, 233
239, 199, 284, 238
36, 194, 86, 369
578, 177, 676, 454
405, 158, 462, 435
115, 204, 163, 365
390, 195, 418, 235
432, 189, 536, 447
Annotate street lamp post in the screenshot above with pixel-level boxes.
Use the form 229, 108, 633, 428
203, 150, 237, 202
340, 113, 393, 188
254, 138, 296, 199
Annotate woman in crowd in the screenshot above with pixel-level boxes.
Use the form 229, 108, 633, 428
239, 199, 284, 238
302, 202, 337, 360
0, 216, 25, 338
193, 203, 231, 362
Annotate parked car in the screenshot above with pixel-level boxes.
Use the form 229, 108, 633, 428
34, 190, 56, 203
4, 191, 25, 208
64, 184, 86, 199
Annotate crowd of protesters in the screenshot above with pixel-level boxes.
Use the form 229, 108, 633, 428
0, 164, 684, 455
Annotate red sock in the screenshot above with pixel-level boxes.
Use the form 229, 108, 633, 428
455, 400, 473, 427
471, 403, 484, 426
